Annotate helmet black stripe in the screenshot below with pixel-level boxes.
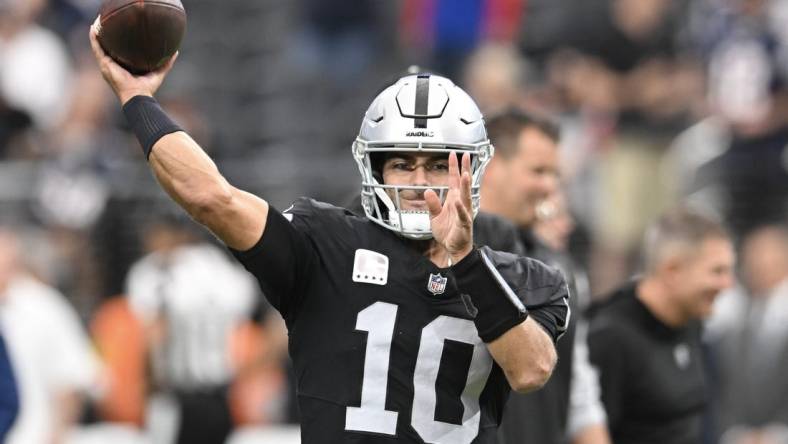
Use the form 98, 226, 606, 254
414, 74, 430, 128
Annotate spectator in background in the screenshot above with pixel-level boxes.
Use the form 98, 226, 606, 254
0, 227, 101, 444
588, 206, 735, 444
125, 213, 275, 444
707, 225, 788, 444
481, 109, 610, 444
687, 0, 788, 239
463, 42, 542, 116
519, 0, 706, 296
0, 0, 72, 136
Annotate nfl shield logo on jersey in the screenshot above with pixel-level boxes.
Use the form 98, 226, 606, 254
427, 273, 448, 295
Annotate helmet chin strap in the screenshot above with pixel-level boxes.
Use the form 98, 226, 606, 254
372, 180, 433, 239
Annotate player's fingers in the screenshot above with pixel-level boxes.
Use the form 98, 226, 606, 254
89, 40, 115, 83
448, 150, 460, 189
89, 17, 133, 78
455, 199, 472, 227
462, 152, 472, 179
168, 51, 179, 68
89, 20, 121, 80
460, 152, 471, 205
152, 51, 179, 77
90, 16, 100, 35
88, 19, 107, 60
425, 189, 442, 218
460, 170, 472, 212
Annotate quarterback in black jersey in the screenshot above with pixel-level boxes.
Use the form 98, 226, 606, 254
90, 23, 570, 443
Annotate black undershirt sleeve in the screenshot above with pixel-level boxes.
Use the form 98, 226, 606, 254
230, 207, 318, 323
528, 304, 569, 344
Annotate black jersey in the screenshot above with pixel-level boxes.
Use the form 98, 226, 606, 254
232, 198, 569, 444
588, 283, 707, 444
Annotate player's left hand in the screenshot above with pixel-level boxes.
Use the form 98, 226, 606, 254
425, 151, 474, 265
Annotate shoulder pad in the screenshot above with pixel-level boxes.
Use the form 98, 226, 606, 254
283, 197, 353, 218
281, 197, 366, 245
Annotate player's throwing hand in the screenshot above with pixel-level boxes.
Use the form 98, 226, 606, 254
89, 17, 177, 105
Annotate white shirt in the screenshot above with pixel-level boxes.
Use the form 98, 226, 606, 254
0, 275, 100, 444
126, 243, 258, 391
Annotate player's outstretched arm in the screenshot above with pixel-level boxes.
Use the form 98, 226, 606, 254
89, 20, 267, 250
146, 133, 268, 249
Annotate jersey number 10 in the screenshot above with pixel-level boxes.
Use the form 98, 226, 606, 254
345, 301, 494, 443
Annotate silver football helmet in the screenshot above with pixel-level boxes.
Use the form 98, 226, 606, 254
353, 73, 493, 239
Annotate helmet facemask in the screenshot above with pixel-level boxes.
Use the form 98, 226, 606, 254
353, 140, 492, 240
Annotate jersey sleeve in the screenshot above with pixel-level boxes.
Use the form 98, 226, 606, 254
230, 197, 320, 323
479, 246, 571, 343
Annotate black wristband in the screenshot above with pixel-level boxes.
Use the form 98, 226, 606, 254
450, 248, 528, 343
122, 95, 183, 159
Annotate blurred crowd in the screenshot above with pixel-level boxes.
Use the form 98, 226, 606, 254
0, 0, 787, 443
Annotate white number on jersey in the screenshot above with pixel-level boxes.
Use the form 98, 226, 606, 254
345, 301, 494, 443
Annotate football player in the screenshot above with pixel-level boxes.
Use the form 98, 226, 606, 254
89, 21, 569, 443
